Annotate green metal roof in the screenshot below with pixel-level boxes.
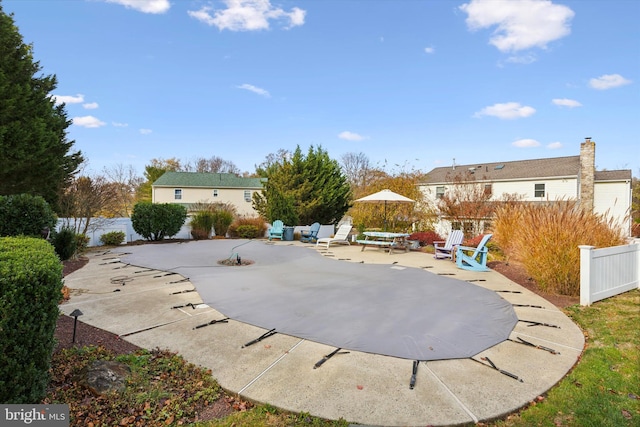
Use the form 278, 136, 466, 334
153, 172, 266, 188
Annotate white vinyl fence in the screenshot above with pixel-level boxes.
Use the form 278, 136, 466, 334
57, 218, 336, 247
579, 243, 640, 306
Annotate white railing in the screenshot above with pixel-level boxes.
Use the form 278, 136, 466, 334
579, 243, 640, 306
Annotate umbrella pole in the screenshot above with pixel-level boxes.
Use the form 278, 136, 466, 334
384, 201, 387, 231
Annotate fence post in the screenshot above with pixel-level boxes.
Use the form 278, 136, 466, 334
579, 245, 595, 306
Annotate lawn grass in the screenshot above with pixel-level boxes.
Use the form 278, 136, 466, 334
489, 289, 639, 427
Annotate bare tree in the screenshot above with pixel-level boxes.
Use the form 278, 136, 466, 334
183, 156, 241, 174
58, 174, 119, 235
341, 152, 371, 188
102, 164, 143, 217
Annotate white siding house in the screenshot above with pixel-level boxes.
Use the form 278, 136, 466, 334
419, 139, 632, 237
152, 172, 265, 217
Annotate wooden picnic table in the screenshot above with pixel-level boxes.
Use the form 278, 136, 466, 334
356, 231, 410, 255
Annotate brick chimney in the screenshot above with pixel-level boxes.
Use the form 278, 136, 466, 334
579, 137, 595, 212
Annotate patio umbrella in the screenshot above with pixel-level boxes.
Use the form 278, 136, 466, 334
355, 189, 414, 231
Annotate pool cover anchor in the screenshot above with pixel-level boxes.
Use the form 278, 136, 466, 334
519, 319, 560, 329
313, 347, 349, 369
193, 317, 229, 330
512, 337, 560, 355
242, 328, 277, 348
479, 357, 523, 382
409, 360, 420, 389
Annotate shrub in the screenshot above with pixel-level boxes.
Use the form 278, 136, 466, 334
0, 237, 63, 403
131, 202, 187, 241
51, 226, 77, 261
75, 233, 90, 253
100, 231, 125, 246
236, 225, 260, 239
212, 210, 234, 237
190, 211, 215, 240
0, 194, 57, 237
408, 231, 443, 246
228, 216, 267, 238
493, 200, 627, 296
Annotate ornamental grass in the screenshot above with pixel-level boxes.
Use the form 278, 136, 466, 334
492, 200, 627, 296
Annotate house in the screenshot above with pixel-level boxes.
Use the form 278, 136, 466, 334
419, 138, 632, 237
152, 172, 265, 217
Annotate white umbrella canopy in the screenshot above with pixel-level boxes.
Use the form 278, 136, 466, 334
354, 189, 414, 230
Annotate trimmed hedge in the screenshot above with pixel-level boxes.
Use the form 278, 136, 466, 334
0, 237, 63, 403
100, 231, 125, 246
131, 202, 187, 241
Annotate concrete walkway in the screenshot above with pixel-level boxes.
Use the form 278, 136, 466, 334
60, 241, 585, 427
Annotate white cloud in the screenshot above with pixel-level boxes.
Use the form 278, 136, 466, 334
72, 116, 106, 128
424, 46, 435, 54
338, 131, 366, 141
83, 102, 99, 109
53, 94, 84, 105
505, 54, 537, 64
104, 0, 170, 14
188, 0, 306, 31
547, 141, 563, 149
589, 74, 632, 90
237, 83, 270, 97
473, 102, 536, 119
512, 138, 541, 148
139, 129, 153, 135
112, 122, 129, 127
460, 0, 574, 53
552, 98, 582, 108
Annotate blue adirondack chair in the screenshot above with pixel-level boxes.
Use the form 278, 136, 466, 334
434, 229, 464, 260
455, 234, 493, 271
268, 220, 285, 241
300, 222, 321, 243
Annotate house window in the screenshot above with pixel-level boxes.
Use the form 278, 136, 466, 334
213, 189, 218, 197
534, 183, 545, 198
484, 184, 492, 196
174, 189, 182, 200
436, 186, 445, 199
451, 221, 462, 231
244, 190, 251, 202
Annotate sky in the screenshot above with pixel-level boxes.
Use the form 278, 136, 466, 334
4, 0, 639, 178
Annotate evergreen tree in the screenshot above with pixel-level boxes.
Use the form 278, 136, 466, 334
0, 4, 83, 210
253, 145, 351, 225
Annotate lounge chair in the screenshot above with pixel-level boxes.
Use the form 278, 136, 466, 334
434, 229, 464, 260
316, 224, 352, 248
268, 220, 284, 241
455, 234, 493, 272
300, 222, 321, 243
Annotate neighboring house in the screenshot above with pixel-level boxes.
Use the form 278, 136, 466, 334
152, 172, 266, 217
419, 139, 632, 237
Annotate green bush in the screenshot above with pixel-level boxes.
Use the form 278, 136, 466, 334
100, 231, 125, 246
51, 227, 77, 261
0, 237, 63, 403
236, 225, 260, 239
75, 233, 90, 254
228, 216, 267, 238
0, 194, 57, 237
212, 210, 234, 237
131, 202, 187, 241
